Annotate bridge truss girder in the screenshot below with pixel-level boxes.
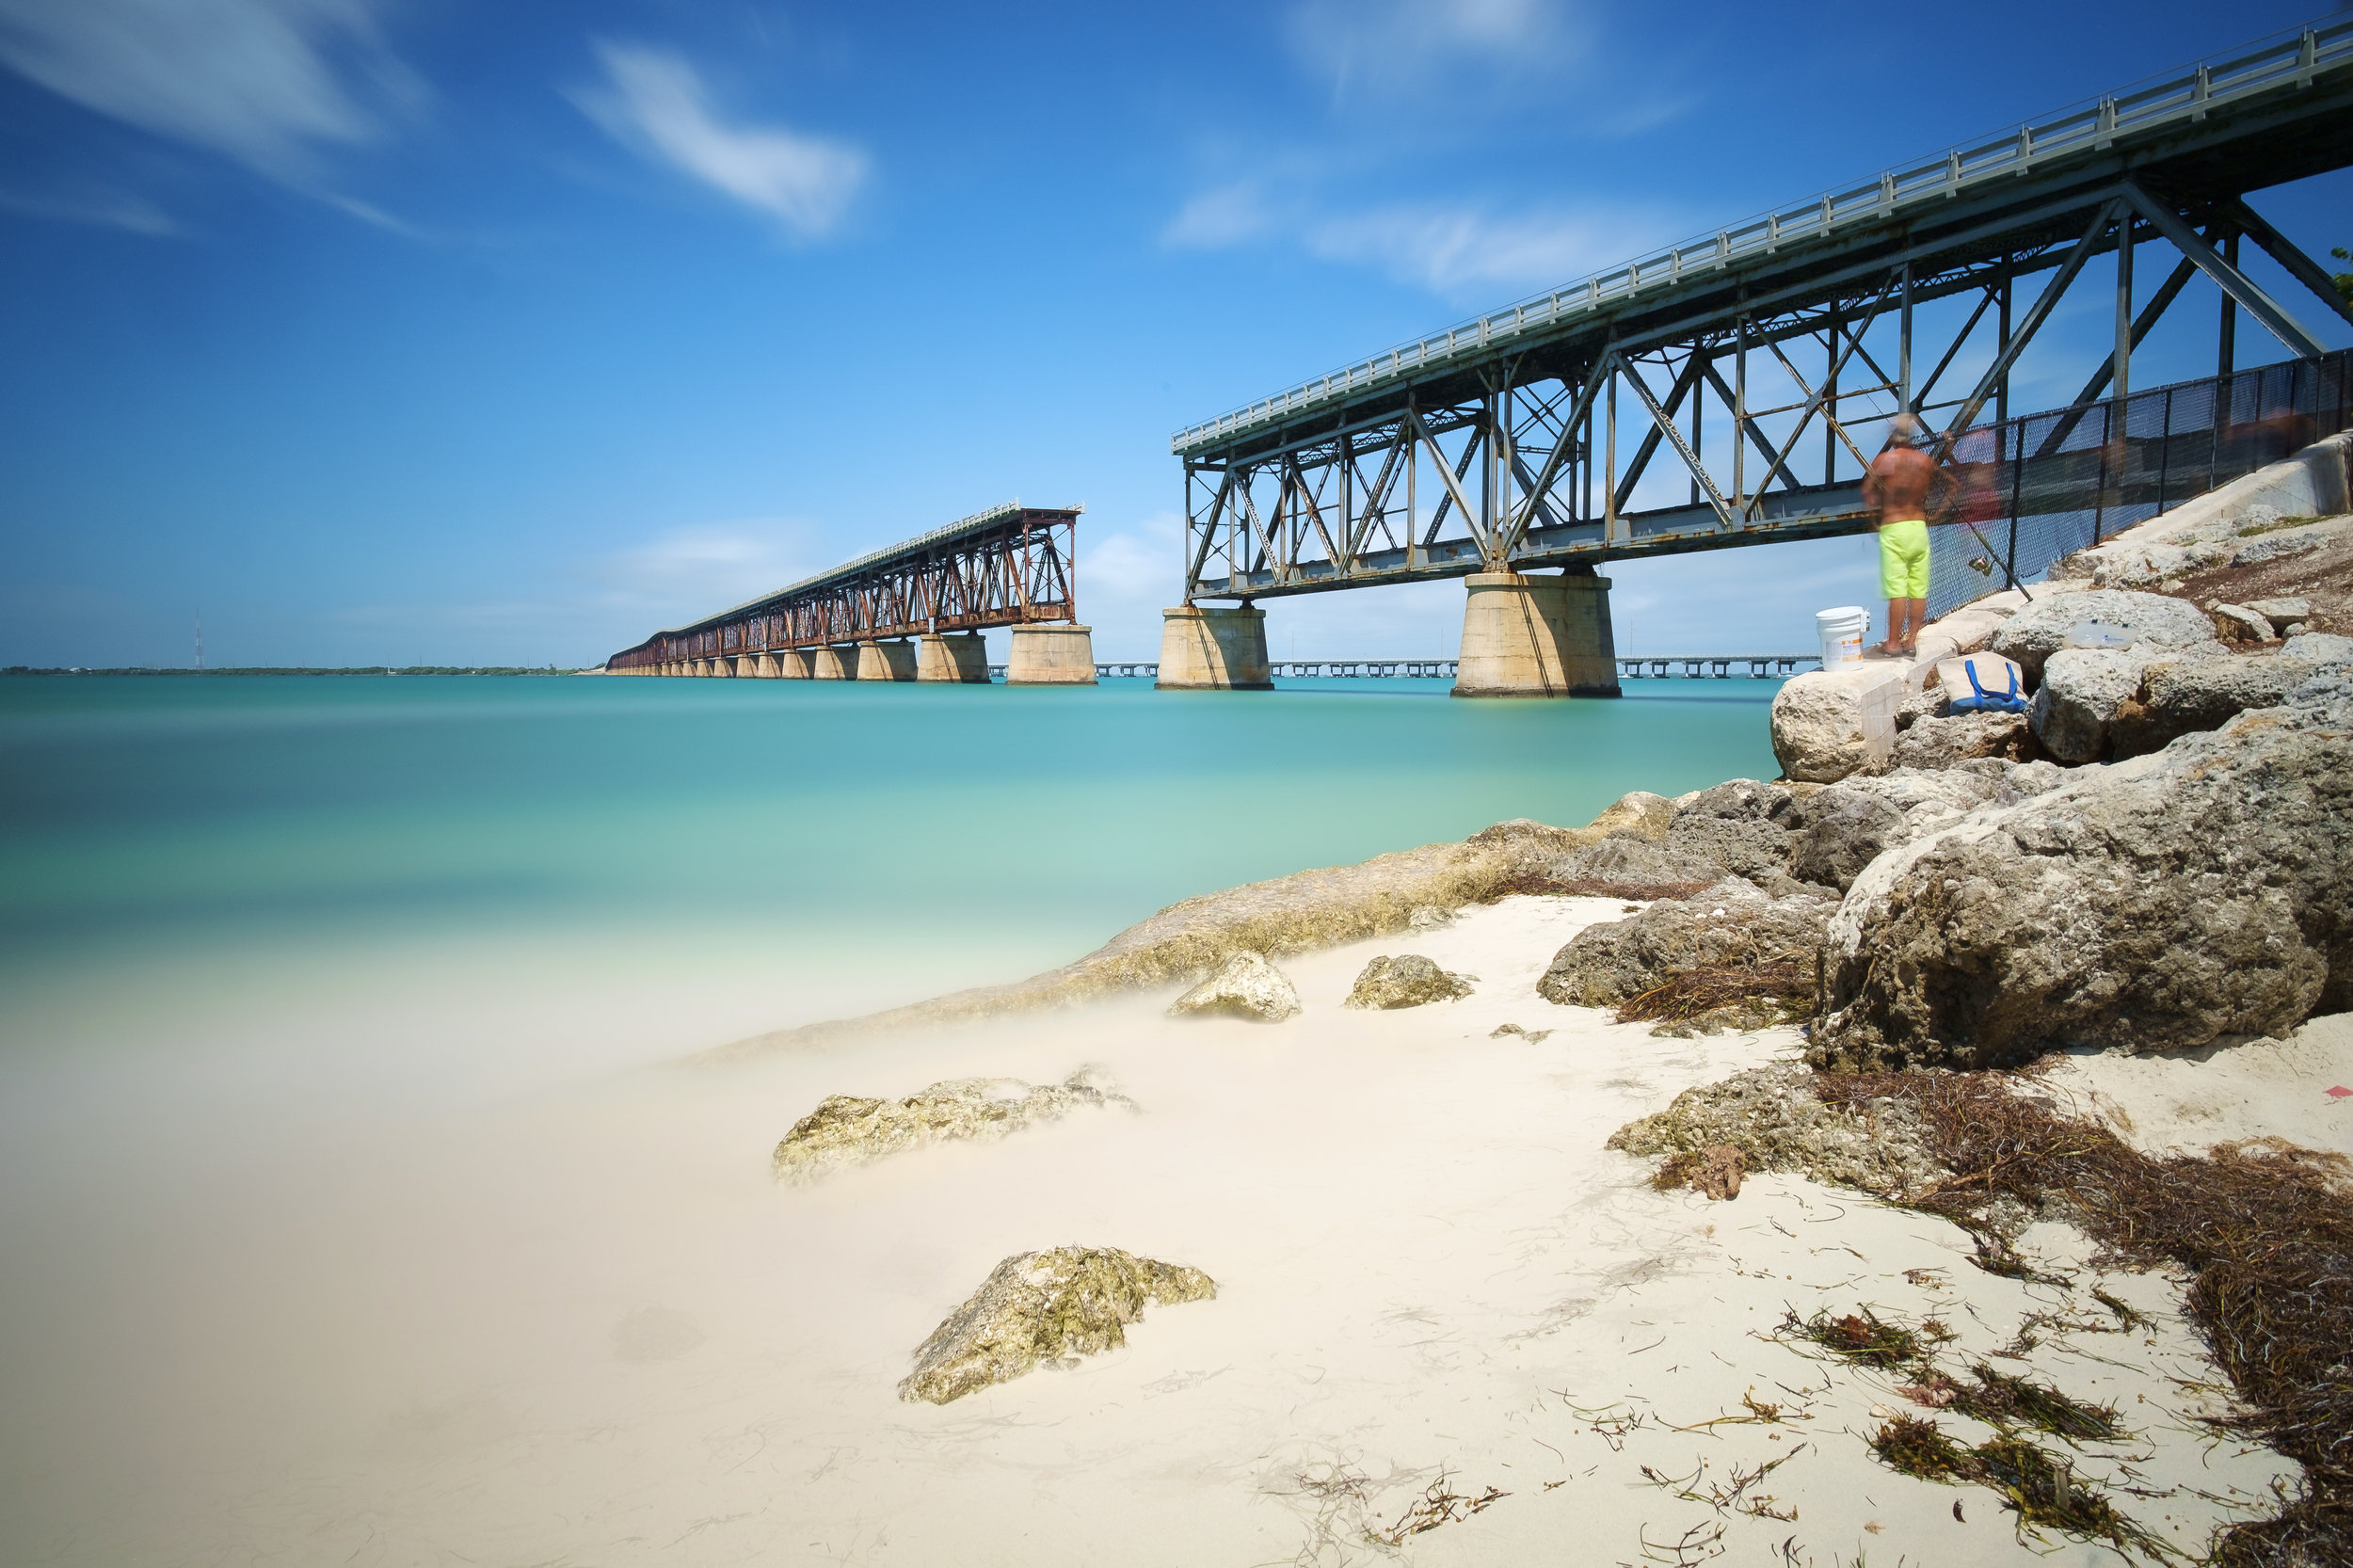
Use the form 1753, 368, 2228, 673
607, 507, 1079, 671
1179, 82, 2353, 603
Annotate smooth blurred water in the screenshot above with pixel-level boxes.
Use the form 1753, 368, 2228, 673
0, 673, 1783, 1058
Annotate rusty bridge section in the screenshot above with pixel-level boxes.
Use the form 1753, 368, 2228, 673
1172, 19, 2353, 604
605, 502, 1081, 673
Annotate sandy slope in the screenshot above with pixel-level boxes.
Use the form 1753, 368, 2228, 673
5, 897, 2325, 1567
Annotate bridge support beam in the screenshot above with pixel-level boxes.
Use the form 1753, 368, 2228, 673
1007, 623, 1097, 685
855, 640, 918, 680
917, 632, 990, 682
1452, 569, 1621, 698
813, 646, 854, 680
1155, 605, 1272, 690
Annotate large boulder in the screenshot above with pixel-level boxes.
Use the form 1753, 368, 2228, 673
1889, 710, 2034, 770
1537, 880, 1833, 1016
2029, 646, 2171, 763
1785, 788, 1908, 892
1812, 689, 2353, 1070
1343, 953, 1474, 1009
1167, 951, 1301, 1021
1988, 588, 2217, 682
1770, 665, 1903, 782
1665, 779, 1801, 884
898, 1246, 1216, 1404
2121, 646, 2348, 758
772, 1069, 1133, 1183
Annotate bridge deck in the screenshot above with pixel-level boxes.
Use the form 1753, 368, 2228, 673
1172, 20, 2353, 608
606, 502, 1082, 671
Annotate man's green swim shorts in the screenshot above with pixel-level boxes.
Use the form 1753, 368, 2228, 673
1878, 518, 1929, 599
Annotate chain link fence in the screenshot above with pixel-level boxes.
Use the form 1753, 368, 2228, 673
1926, 349, 2353, 619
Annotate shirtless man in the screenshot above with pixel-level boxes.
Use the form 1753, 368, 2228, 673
1859, 414, 1946, 657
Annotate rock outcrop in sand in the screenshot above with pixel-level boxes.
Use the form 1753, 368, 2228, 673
1343, 953, 1473, 1009
1813, 680, 2352, 1070
1536, 880, 1833, 1015
1168, 951, 1302, 1021
697, 793, 1672, 1060
770, 1069, 1133, 1182
1607, 1064, 1947, 1196
898, 1246, 1216, 1404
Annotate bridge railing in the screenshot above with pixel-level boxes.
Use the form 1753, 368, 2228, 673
1926, 347, 2353, 618
1170, 18, 2353, 456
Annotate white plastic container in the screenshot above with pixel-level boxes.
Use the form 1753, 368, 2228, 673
1817, 606, 1868, 667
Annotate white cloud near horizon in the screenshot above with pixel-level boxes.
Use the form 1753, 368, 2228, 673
0, 0, 411, 179
573, 41, 866, 240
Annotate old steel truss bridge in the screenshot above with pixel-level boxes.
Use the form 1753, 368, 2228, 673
606, 502, 1082, 674
1171, 20, 2353, 604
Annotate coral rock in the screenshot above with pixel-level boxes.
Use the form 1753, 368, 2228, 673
772, 1068, 1133, 1182
1167, 950, 1302, 1021
898, 1246, 1216, 1404
1344, 952, 1474, 1009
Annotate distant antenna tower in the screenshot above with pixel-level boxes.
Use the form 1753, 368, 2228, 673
195, 613, 204, 671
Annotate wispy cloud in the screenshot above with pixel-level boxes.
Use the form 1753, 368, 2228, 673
1166, 182, 1678, 300
1286, 0, 1592, 106
0, 184, 179, 235
572, 41, 866, 240
0, 0, 414, 180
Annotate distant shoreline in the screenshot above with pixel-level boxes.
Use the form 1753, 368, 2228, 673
1, 665, 584, 678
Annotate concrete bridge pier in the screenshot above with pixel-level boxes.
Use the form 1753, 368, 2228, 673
1007, 623, 1097, 684
1155, 604, 1272, 690
712, 656, 737, 677
813, 646, 854, 680
776, 648, 814, 679
917, 632, 990, 682
1451, 568, 1620, 698
856, 640, 919, 680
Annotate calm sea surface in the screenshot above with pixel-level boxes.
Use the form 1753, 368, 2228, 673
0, 673, 1783, 1072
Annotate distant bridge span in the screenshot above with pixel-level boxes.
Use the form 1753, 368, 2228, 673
1159, 20, 2353, 694
606, 502, 1100, 683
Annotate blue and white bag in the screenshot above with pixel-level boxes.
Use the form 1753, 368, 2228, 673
1940, 651, 2028, 714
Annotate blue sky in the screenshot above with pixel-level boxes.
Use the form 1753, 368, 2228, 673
2, 0, 2347, 667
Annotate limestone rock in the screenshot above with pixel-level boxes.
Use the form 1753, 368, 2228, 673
1490, 1022, 1552, 1042
2233, 532, 2325, 568
2247, 598, 2313, 632
1585, 790, 1676, 841
898, 1246, 1215, 1404
2212, 602, 2278, 645
1691, 1144, 1746, 1200
1536, 881, 1832, 1012
1542, 833, 1726, 895
1344, 953, 1474, 1009
1812, 692, 2353, 1070
1889, 711, 2034, 770
772, 1068, 1134, 1182
2030, 646, 2167, 763
1608, 1064, 1946, 1197
1665, 779, 1800, 883
2285, 632, 2353, 664
1785, 786, 1909, 892
1988, 588, 2216, 682
2089, 538, 2226, 589
1167, 950, 1301, 1021
2122, 649, 2337, 758
1770, 666, 1903, 782
1406, 904, 1451, 932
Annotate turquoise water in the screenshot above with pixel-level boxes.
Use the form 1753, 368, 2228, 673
0, 674, 1783, 1053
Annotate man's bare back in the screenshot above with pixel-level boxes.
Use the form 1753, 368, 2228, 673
1862, 444, 1937, 524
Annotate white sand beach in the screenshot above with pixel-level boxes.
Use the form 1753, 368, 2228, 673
6, 895, 2339, 1566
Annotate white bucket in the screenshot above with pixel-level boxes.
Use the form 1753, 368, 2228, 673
1817, 606, 1868, 667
